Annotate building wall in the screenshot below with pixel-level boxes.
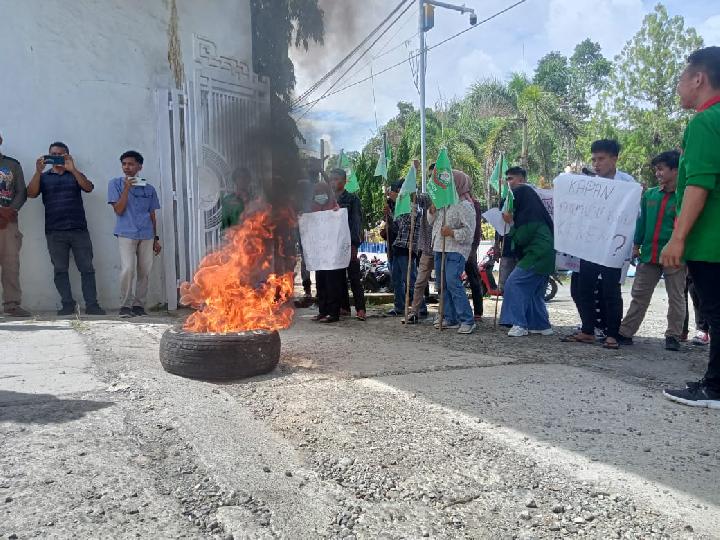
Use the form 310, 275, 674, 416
0, 0, 253, 310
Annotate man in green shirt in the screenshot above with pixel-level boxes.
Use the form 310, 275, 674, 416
618, 151, 685, 351
661, 46, 720, 409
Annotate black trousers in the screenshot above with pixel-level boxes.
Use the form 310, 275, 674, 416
683, 273, 709, 334
571, 271, 607, 331
686, 261, 720, 390
341, 257, 366, 312
316, 269, 346, 318
578, 260, 622, 338
465, 257, 483, 316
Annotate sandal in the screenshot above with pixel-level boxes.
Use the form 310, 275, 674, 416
356, 310, 366, 321
602, 338, 619, 350
560, 333, 595, 344
311, 314, 327, 322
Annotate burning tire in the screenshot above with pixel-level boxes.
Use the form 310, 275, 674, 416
159, 327, 280, 381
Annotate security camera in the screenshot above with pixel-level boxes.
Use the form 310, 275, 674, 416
469, 13, 477, 25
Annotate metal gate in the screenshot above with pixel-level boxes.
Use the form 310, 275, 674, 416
157, 35, 270, 310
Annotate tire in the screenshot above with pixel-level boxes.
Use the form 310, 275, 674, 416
544, 278, 558, 302
159, 327, 280, 381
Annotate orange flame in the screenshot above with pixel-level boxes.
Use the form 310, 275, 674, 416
180, 207, 295, 333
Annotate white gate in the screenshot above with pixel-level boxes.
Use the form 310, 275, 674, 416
157, 35, 270, 310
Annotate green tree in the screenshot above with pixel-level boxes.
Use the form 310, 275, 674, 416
250, 0, 324, 195
534, 51, 570, 98
594, 3, 703, 182
568, 39, 612, 118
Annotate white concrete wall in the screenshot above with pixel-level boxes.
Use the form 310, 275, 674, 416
0, 0, 253, 311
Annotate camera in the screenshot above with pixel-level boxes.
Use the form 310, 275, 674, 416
469, 13, 477, 25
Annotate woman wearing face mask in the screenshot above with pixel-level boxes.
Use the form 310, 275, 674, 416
308, 182, 344, 323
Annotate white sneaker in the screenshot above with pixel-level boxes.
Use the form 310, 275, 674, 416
692, 331, 710, 346
530, 327, 554, 336
458, 323, 476, 334
434, 319, 460, 329
508, 325, 529, 337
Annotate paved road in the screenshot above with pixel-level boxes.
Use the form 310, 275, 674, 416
1, 283, 718, 539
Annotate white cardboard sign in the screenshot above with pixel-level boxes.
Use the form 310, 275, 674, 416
299, 208, 351, 271
553, 174, 641, 269
481, 207, 510, 236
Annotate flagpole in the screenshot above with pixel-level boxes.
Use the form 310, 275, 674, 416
494, 174, 505, 329
404, 195, 417, 323
438, 207, 447, 330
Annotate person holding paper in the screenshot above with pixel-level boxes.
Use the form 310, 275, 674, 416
308, 181, 344, 324
499, 184, 555, 337
661, 46, 720, 408
564, 139, 635, 349
330, 168, 367, 322
428, 171, 476, 334
617, 151, 685, 351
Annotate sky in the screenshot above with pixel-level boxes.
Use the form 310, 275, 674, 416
290, 0, 720, 157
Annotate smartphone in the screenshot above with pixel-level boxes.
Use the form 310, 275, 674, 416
132, 178, 147, 187
44, 155, 65, 166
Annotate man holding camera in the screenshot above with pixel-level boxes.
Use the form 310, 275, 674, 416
27, 142, 105, 315
0, 132, 30, 317
108, 150, 161, 318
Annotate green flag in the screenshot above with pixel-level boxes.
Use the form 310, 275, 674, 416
374, 144, 388, 180
337, 149, 359, 193
427, 147, 458, 209
345, 168, 360, 193
393, 165, 417, 218
489, 154, 508, 192
502, 183, 514, 214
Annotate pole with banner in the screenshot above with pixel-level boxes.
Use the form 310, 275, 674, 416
427, 148, 458, 330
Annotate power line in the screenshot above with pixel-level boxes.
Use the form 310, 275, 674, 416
294, 0, 417, 120
292, 0, 412, 107
294, 0, 529, 114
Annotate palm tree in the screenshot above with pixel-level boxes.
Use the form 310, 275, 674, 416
466, 74, 579, 180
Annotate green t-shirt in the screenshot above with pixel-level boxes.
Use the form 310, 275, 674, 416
221, 194, 244, 230
676, 101, 720, 262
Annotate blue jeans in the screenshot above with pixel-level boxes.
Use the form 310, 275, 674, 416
500, 266, 550, 330
434, 251, 474, 325
45, 229, 99, 307
391, 253, 417, 312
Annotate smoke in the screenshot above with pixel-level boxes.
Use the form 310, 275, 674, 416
293, 0, 397, 80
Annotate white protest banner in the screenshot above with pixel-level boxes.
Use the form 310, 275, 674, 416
298, 208, 351, 271
553, 174, 641, 269
555, 252, 580, 272
534, 187, 554, 217
481, 207, 509, 236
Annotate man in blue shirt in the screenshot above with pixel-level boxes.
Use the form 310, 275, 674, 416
27, 141, 105, 315
108, 150, 161, 318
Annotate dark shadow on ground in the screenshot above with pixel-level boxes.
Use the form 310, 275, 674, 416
0, 324, 73, 332
0, 390, 112, 424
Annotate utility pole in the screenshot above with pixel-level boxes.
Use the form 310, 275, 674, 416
418, 0, 477, 192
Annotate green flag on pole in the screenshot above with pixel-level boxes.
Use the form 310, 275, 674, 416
338, 149, 360, 193
501, 183, 514, 214
427, 147, 458, 209
374, 143, 389, 180
345, 168, 360, 193
489, 154, 508, 192
394, 165, 417, 218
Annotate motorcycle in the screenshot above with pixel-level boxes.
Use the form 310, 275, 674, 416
463, 246, 561, 302
359, 254, 392, 293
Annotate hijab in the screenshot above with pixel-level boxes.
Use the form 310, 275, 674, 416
310, 181, 337, 212
453, 170, 473, 203
511, 184, 553, 233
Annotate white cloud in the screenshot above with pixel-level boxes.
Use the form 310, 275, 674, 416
456, 49, 502, 91
699, 14, 720, 45
545, 0, 645, 57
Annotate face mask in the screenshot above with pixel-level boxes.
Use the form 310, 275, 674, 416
314, 194, 329, 205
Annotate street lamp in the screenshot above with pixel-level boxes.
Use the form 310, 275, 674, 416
418, 0, 476, 192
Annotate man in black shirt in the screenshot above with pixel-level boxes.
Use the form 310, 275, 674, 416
27, 142, 105, 316
329, 168, 366, 321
